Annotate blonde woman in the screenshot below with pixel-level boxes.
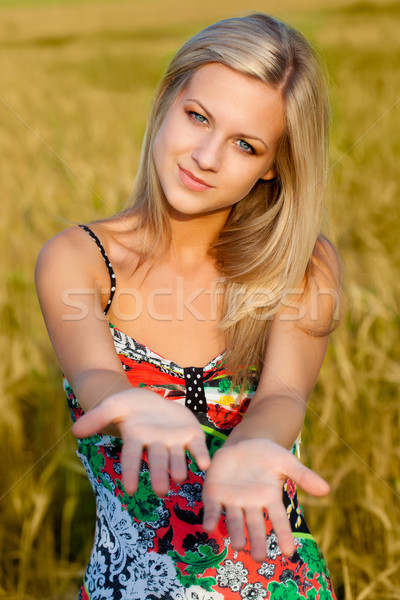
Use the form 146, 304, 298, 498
36, 13, 340, 600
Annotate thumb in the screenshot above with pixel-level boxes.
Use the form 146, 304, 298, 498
285, 455, 330, 497
71, 402, 114, 438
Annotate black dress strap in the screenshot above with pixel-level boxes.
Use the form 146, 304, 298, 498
78, 224, 116, 315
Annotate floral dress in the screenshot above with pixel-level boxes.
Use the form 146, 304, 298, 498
64, 225, 337, 600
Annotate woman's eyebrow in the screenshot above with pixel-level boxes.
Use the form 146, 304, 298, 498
185, 97, 269, 151
186, 98, 213, 121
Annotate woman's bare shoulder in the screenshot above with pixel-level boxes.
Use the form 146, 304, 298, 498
312, 235, 342, 284
275, 236, 342, 335
302, 235, 342, 333
36, 213, 142, 276
36, 225, 104, 279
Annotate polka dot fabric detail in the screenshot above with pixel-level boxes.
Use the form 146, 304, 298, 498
183, 366, 207, 413
78, 224, 116, 315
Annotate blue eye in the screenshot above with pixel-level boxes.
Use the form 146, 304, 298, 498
189, 111, 207, 124
238, 140, 255, 154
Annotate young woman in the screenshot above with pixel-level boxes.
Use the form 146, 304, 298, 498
36, 13, 340, 600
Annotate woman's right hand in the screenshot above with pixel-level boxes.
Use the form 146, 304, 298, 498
71, 389, 210, 497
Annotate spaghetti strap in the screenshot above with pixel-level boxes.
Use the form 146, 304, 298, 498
78, 224, 116, 315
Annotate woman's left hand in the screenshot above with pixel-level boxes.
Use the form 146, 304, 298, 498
202, 438, 330, 562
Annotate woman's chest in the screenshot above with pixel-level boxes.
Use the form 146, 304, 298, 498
107, 261, 225, 368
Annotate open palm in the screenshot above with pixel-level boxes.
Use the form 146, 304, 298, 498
72, 389, 210, 496
202, 438, 330, 561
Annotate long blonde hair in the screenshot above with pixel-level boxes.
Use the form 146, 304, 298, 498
122, 13, 333, 386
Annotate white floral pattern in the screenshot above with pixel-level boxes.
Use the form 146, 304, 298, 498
174, 585, 225, 600
266, 533, 282, 560
95, 486, 139, 581
216, 559, 249, 592
85, 550, 108, 595
177, 482, 202, 507
119, 552, 181, 599
136, 522, 156, 552
240, 582, 268, 599
257, 561, 276, 579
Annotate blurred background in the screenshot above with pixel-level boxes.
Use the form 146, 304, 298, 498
0, 0, 399, 598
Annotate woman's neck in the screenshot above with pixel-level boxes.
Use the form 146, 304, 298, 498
167, 207, 230, 267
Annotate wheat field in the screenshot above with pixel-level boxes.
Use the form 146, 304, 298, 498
0, 0, 399, 598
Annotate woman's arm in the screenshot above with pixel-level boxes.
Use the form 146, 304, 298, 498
35, 227, 132, 401
226, 317, 330, 448
35, 226, 210, 494
203, 238, 340, 560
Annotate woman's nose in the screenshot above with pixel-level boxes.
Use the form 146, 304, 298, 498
191, 134, 222, 172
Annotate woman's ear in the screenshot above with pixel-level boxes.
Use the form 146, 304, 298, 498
259, 165, 276, 181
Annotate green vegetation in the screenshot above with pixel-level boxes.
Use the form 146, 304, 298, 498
0, 1, 399, 598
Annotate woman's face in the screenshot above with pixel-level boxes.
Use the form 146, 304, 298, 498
153, 63, 285, 220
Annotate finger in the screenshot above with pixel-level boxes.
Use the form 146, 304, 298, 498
226, 506, 246, 550
267, 499, 295, 557
72, 403, 115, 438
148, 443, 170, 497
245, 507, 268, 562
202, 499, 222, 532
121, 437, 143, 496
284, 456, 330, 497
187, 436, 210, 472
169, 446, 188, 483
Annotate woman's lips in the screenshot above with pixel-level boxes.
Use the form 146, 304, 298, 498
178, 165, 214, 192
